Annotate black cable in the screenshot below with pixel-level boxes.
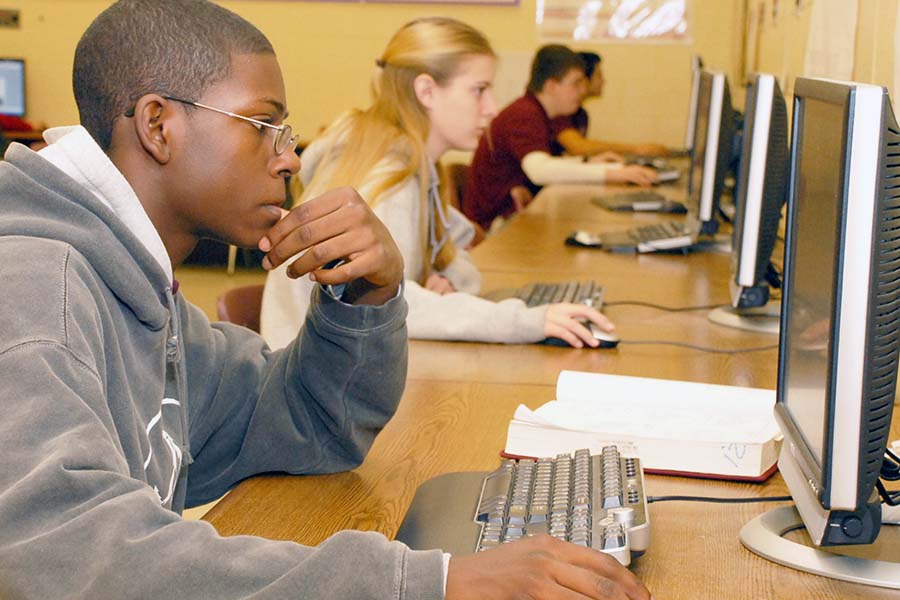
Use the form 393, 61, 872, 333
648, 494, 793, 504
877, 480, 900, 506
619, 340, 778, 354
604, 300, 725, 312
887, 447, 900, 465
882, 449, 900, 481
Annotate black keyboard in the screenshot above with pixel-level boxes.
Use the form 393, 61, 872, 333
395, 446, 650, 566
518, 280, 603, 308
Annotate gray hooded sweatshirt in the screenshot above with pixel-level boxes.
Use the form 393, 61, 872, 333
0, 142, 444, 599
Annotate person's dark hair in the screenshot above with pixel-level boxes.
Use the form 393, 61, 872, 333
578, 52, 602, 79
526, 45, 585, 94
74, 0, 274, 150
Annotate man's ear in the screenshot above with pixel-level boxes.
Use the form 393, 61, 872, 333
413, 73, 438, 109
543, 77, 560, 96
131, 94, 174, 165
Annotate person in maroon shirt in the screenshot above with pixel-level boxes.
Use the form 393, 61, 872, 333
462, 45, 656, 231
549, 52, 669, 160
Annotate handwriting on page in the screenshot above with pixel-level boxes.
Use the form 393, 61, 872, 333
721, 443, 748, 468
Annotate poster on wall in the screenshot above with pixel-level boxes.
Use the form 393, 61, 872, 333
537, 0, 691, 43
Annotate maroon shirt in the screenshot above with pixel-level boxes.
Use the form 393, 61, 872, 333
462, 93, 552, 230
548, 107, 589, 156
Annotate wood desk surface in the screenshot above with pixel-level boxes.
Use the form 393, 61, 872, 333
411, 184, 777, 387
204, 377, 900, 599
3, 129, 44, 143
205, 184, 900, 598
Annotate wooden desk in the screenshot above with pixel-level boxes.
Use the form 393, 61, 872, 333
205, 184, 900, 599
3, 129, 43, 143
410, 185, 775, 387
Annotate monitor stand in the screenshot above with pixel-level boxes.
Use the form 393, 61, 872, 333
740, 506, 900, 589
707, 302, 780, 334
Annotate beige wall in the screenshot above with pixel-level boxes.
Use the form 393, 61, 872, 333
1, 0, 742, 148
747, 0, 898, 100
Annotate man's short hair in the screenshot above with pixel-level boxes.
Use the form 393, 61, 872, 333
526, 45, 585, 95
578, 52, 602, 79
74, 0, 274, 150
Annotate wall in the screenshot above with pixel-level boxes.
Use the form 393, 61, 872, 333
747, 0, 898, 100
0, 0, 742, 147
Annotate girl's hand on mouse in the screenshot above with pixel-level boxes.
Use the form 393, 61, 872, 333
544, 304, 615, 348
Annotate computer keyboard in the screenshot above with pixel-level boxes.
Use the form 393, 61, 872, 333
600, 220, 697, 253
593, 192, 688, 214
518, 280, 603, 308
395, 446, 650, 566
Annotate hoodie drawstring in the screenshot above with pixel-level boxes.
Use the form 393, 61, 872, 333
165, 285, 194, 467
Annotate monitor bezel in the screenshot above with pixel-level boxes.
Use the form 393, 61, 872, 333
696, 71, 724, 225
733, 73, 774, 290
775, 77, 886, 519
684, 56, 702, 151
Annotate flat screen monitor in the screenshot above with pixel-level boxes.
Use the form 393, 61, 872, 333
708, 73, 788, 334
0, 59, 25, 117
683, 55, 703, 151
741, 77, 900, 588
687, 70, 737, 235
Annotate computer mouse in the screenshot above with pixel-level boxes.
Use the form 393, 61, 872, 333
662, 200, 688, 214
588, 322, 621, 349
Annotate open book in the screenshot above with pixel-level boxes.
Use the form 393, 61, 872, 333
504, 370, 782, 482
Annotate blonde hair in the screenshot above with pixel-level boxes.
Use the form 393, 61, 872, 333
298, 17, 494, 278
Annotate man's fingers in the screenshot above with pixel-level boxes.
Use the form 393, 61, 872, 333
260, 194, 340, 251
260, 187, 365, 256
284, 229, 374, 279
553, 545, 649, 600
265, 207, 358, 270
551, 564, 630, 600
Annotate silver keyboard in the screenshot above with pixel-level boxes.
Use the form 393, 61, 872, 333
474, 447, 649, 565
518, 280, 603, 308
600, 220, 697, 253
630, 220, 692, 243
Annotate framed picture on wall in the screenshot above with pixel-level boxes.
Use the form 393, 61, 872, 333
538, 0, 692, 43
310, 0, 518, 4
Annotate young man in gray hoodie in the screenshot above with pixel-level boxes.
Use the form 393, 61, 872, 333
0, 1, 649, 599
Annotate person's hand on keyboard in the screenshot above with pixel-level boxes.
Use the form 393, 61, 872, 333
425, 273, 457, 295
445, 535, 650, 600
605, 165, 659, 187
631, 142, 670, 157
545, 304, 615, 348
588, 151, 625, 164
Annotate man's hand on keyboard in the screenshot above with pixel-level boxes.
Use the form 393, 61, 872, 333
605, 165, 658, 187
445, 535, 650, 600
544, 304, 614, 348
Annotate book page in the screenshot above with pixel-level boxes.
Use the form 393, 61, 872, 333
536, 370, 778, 443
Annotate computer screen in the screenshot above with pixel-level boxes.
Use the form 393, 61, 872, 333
683, 55, 703, 151
709, 73, 788, 334
741, 78, 900, 587
0, 59, 25, 117
687, 71, 737, 235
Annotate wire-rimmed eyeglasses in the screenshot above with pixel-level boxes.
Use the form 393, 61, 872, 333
126, 96, 299, 155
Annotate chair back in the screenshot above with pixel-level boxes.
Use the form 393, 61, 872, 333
216, 284, 264, 333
